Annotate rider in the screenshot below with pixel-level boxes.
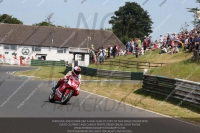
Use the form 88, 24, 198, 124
52, 66, 81, 96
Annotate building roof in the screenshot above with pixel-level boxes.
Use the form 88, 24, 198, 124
0, 23, 125, 49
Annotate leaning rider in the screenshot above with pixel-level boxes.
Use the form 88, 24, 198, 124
52, 66, 81, 96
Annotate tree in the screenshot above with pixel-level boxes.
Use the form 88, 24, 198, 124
46, 13, 54, 24
105, 28, 113, 32
180, 22, 189, 32
186, 0, 200, 28
0, 14, 23, 24
120, 36, 131, 45
34, 21, 55, 26
34, 13, 55, 26
109, 2, 153, 40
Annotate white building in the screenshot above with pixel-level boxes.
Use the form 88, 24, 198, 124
0, 24, 124, 66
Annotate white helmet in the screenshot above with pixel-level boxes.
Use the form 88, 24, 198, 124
72, 66, 81, 76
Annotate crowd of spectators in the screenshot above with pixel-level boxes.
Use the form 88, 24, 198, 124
88, 44, 125, 65
125, 27, 200, 57
88, 26, 200, 65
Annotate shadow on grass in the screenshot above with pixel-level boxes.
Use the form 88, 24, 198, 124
184, 58, 200, 64
134, 88, 200, 114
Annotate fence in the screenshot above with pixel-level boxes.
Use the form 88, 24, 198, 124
65, 66, 143, 80
143, 74, 200, 105
0, 58, 30, 66
103, 60, 166, 70
31, 60, 65, 66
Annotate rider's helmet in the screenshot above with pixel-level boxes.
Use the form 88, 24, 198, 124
72, 66, 81, 76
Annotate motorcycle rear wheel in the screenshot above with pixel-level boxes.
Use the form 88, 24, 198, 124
49, 90, 55, 103
61, 90, 74, 105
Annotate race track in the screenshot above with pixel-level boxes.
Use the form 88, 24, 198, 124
0, 66, 199, 133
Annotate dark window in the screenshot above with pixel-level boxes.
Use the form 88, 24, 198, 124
32, 46, 41, 52
57, 48, 67, 53
3, 45, 10, 50
10, 45, 17, 50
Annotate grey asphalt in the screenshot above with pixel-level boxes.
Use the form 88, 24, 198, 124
0, 66, 200, 133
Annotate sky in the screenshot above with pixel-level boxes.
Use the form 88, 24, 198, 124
0, 0, 199, 41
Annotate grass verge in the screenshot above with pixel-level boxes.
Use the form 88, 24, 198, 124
148, 59, 200, 82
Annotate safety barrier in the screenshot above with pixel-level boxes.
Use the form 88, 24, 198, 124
65, 66, 143, 80
31, 60, 65, 66
143, 74, 200, 105
174, 78, 200, 105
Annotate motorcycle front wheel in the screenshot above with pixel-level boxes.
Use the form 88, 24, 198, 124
61, 90, 74, 105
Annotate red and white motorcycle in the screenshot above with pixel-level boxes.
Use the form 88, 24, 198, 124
49, 76, 80, 105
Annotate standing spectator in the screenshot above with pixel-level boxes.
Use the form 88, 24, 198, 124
116, 44, 120, 56
148, 35, 152, 47
184, 36, 189, 50
131, 39, 135, 51
99, 49, 104, 65
110, 45, 113, 57
166, 32, 171, 46
171, 33, 176, 41
163, 35, 167, 45
112, 45, 117, 58
126, 40, 131, 53
135, 42, 139, 58
138, 38, 142, 48
143, 38, 148, 54
189, 33, 195, 52
194, 33, 200, 50
107, 45, 110, 58
137, 38, 142, 55
159, 35, 163, 48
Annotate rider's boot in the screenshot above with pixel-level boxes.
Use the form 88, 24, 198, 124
52, 83, 60, 93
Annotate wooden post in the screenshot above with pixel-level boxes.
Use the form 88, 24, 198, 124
137, 62, 139, 69
149, 62, 150, 69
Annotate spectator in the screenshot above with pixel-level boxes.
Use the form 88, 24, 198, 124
159, 46, 167, 54
184, 36, 189, 50
143, 38, 148, 54
166, 33, 170, 47
148, 35, 152, 47
112, 45, 117, 58
107, 45, 111, 58
110, 45, 113, 57
99, 49, 104, 65
159, 35, 163, 47
126, 40, 131, 53
194, 33, 200, 50
135, 42, 139, 58
131, 39, 135, 51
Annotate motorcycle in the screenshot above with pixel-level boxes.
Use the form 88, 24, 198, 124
49, 76, 81, 105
